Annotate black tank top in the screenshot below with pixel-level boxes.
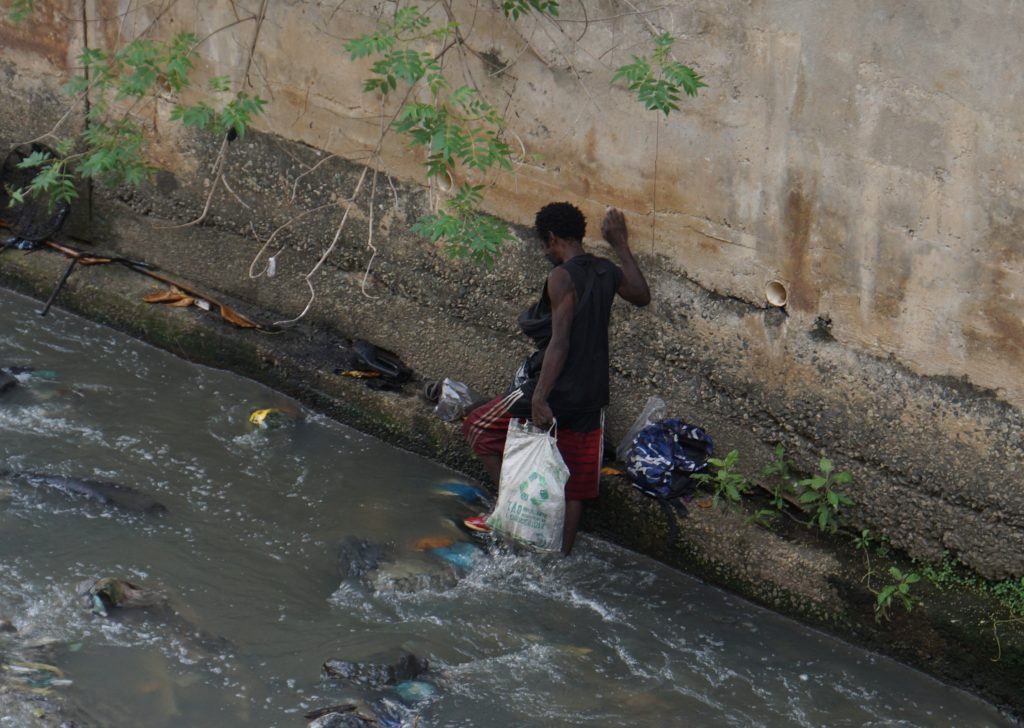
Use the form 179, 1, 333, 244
530, 254, 623, 416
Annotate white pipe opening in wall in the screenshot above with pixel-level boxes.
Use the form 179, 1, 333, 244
765, 279, 789, 307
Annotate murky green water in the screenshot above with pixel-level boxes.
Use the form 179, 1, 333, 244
0, 286, 1016, 727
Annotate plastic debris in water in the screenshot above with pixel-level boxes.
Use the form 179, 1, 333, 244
414, 536, 454, 551
432, 481, 488, 506
428, 541, 480, 571
249, 408, 292, 429
91, 594, 107, 617
3, 367, 59, 382
4, 661, 69, 693
394, 680, 437, 703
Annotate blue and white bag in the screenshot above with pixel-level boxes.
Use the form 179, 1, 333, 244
625, 418, 714, 500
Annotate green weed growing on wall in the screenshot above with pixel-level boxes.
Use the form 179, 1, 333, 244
875, 566, 921, 621
692, 449, 750, 507
797, 457, 854, 532
760, 442, 799, 511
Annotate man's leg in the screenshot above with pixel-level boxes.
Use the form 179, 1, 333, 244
562, 499, 583, 555
555, 424, 603, 556
461, 392, 526, 531
479, 454, 501, 486
462, 394, 516, 482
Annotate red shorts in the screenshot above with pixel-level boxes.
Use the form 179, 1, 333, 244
462, 393, 603, 500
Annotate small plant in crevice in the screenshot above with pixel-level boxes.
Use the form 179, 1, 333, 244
874, 537, 892, 560
852, 528, 876, 585
691, 449, 750, 508
920, 550, 977, 591
991, 577, 1024, 617
746, 508, 778, 528
759, 442, 799, 511
875, 566, 921, 622
852, 528, 874, 552
796, 457, 853, 532
921, 550, 1024, 619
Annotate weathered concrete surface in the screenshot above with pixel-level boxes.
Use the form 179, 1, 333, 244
2, 0, 1024, 716
3, 1, 1021, 579
97, 0, 1022, 409
60, 123, 1024, 580
2, 237, 1023, 719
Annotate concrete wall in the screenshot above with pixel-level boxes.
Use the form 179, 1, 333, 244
1, 1, 1022, 576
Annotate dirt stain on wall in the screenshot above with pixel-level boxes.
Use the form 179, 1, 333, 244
967, 209, 1024, 360
782, 174, 819, 312
0, 9, 73, 70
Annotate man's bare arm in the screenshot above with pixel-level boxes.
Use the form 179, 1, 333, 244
602, 208, 651, 306
531, 266, 575, 429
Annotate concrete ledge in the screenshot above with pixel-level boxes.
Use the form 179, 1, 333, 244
2, 242, 1022, 721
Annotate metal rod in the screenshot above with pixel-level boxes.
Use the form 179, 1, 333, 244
39, 257, 78, 317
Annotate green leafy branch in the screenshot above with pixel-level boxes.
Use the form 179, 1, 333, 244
613, 33, 706, 115
345, 6, 516, 264
6, 0, 33, 23
500, 0, 559, 20
6, 148, 77, 209
170, 76, 267, 140
11, 31, 265, 210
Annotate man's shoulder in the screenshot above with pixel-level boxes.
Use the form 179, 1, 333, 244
565, 254, 621, 273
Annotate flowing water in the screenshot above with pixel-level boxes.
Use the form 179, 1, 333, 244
0, 285, 1015, 727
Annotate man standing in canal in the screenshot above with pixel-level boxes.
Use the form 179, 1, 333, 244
462, 202, 651, 555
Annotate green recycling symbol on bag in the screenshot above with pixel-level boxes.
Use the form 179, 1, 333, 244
518, 472, 549, 506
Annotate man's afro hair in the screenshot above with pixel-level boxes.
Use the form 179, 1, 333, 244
535, 202, 586, 242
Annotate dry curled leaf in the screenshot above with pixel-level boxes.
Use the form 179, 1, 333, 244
167, 296, 195, 308
143, 287, 190, 304
337, 370, 381, 379
219, 303, 259, 329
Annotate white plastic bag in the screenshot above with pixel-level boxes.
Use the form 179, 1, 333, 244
616, 395, 667, 462
433, 378, 481, 421
487, 419, 568, 551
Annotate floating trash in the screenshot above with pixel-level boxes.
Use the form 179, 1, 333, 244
394, 679, 437, 703
414, 536, 454, 551
428, 541, 481, 571
431, 481, 488, 506
1, 661, 71, 695
248, 408, 295, 429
